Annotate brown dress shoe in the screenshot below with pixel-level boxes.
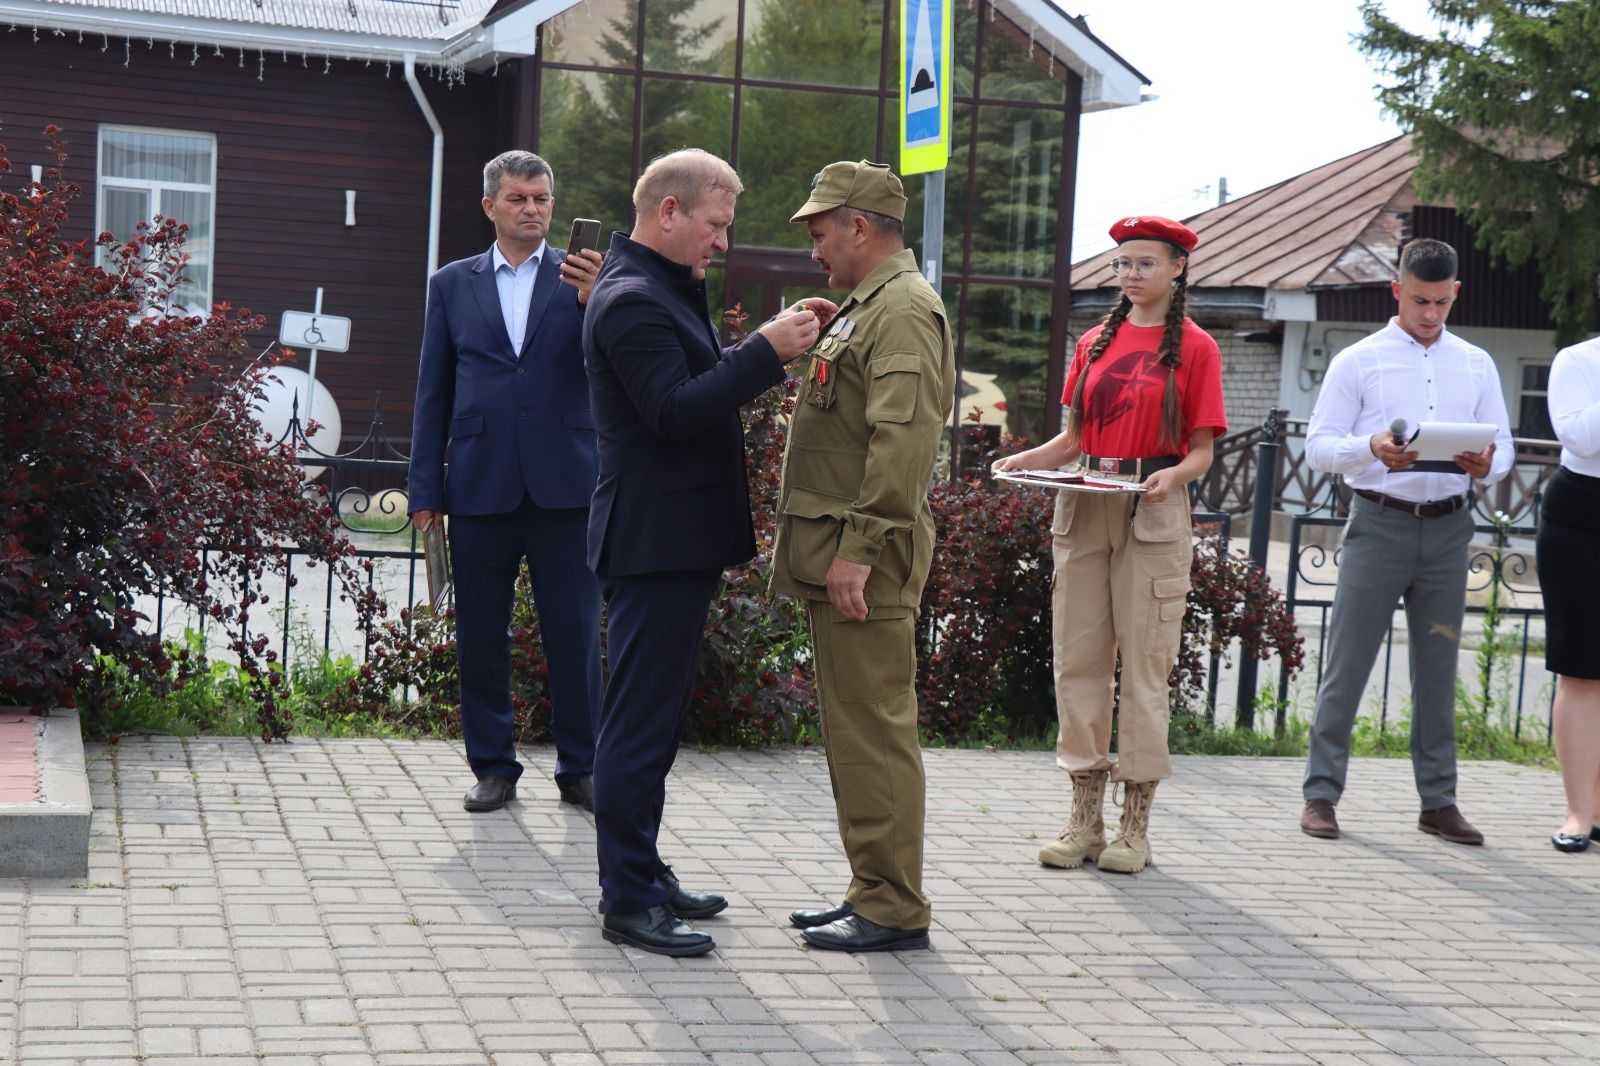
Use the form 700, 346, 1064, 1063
1418, 804, 1483, 845
1300, 799, 1339, 839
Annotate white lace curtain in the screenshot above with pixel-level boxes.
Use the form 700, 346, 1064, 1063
98, 127, 216, 314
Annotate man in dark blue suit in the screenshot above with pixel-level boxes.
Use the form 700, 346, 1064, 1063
408, 150, 604, 814
584, 148, 825, 956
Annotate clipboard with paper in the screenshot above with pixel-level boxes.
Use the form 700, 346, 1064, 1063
994, 469, 1147, 493
1395, 421, 1496, 474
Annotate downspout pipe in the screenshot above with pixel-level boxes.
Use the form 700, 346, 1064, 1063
403, 53, 443, 281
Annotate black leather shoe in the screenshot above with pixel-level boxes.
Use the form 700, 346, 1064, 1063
1552, 830, 1592, 853
660, 866, 727, 919
463, 776, 516, 812
790, 900, 853, 929
602, 904, 714, 957
557, 775, 594, 812
800, 914, 929, 953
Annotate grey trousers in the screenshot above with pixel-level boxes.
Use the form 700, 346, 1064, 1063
1303, 495, 1475, 809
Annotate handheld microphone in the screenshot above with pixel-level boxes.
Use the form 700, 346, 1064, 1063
1389, 418, 1408, 448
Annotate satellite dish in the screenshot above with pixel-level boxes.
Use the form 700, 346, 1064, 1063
250, 366, 343, 480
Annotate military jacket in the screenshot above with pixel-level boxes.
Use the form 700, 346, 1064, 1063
771, 248, 956, 608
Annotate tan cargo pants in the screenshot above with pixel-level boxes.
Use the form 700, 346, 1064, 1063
807, 600, 932, 930
1051, 485, 1193, 783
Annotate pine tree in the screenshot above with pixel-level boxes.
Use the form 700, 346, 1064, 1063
1359, 0, 1600, 342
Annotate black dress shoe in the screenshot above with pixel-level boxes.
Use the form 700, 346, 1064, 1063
602, 904, 714, 957
660, 866, 727, 919
800, 914, 929, 953
463, 776, 516, 812
557, 775, 594, 812
790, 900, 853, 929
1552, 830, 1592, 853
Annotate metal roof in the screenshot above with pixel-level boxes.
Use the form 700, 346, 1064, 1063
22, 0, 494, 36
0, 0, 508, 61
987, 0, 1147, 110
1072, 135, 1419, 293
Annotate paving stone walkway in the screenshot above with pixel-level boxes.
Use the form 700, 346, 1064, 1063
2, 739, 1598, 1065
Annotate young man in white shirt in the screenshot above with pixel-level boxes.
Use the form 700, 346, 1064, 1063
1299, 238, 1513, 845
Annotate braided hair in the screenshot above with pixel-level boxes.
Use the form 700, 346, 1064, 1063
1065, 250, 1191, 454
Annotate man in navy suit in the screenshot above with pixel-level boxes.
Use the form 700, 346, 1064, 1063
584, 148, 825, 956
408, 150, 604, 815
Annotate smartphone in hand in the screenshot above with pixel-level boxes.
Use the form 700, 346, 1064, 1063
566, 217, 602, 256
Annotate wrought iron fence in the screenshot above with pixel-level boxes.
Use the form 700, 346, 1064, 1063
1274, 483, 1553, 741
152, 400, 1253, 734
1201, 410, 1562, 523
159, 398, 1559, 744
150, 402, 430, 668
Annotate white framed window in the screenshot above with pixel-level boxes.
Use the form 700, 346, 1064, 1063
96, 125, 217, 315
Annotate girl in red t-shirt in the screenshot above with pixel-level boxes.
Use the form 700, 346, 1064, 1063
992, 215, 1226, 875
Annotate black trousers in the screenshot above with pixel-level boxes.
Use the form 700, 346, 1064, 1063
449, 495, 601, 784
591, 568, 722, 914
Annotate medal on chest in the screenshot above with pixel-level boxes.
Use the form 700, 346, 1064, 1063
805, 316, 855, 409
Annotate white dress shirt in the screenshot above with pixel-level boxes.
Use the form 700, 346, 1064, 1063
1548, 335, 1600, 478
492, 240, 545, 356
1306, 318, 1514, 502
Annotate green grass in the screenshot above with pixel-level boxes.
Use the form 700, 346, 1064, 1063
338, 509, 411, 535
84, 634, 1558, 771
923, 712, 1058, 752
1165, 706, 1554, 769
87, 634, 436, 741
1350, 708, 1556, 769
1169, 714, 1311, 757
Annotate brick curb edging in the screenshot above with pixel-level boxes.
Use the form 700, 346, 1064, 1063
0, 707, 91, 878
0, 708, 41, 802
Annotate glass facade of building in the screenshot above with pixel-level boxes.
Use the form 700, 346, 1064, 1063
532, 0, 1083, 447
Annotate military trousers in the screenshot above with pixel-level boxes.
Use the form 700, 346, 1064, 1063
1051, 486, 1193, 784
806, 600, 932, 930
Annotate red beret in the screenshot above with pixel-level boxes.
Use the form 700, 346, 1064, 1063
1110, 215, 1198, 253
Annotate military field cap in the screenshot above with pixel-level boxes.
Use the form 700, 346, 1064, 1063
1110, 215, 1199, 253
790, 160, 908, 223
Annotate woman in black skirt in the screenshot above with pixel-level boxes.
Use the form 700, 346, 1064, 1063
1535, 333, 1600, 853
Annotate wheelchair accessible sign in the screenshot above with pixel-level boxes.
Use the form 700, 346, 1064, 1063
900, 0, 953, 175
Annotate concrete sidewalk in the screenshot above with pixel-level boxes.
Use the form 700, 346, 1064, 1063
2, 739, 1597, 1065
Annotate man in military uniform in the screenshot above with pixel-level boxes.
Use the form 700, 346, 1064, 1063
773, 160, 956, 953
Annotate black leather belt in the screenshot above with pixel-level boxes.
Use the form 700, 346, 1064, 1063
1354, 488, 1470, 518
1084, 455, 1181, 477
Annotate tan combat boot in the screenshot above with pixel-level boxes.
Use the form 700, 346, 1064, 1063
1038, 770, 1109, 869
1097, 780, 1156, 874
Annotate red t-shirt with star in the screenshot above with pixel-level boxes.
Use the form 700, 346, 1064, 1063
1060, 318, 1227, 457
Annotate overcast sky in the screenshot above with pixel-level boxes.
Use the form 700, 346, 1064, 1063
1066, 0, 1441, 261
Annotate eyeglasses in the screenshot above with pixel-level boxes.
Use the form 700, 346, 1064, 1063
1109, 256, 1177, 278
